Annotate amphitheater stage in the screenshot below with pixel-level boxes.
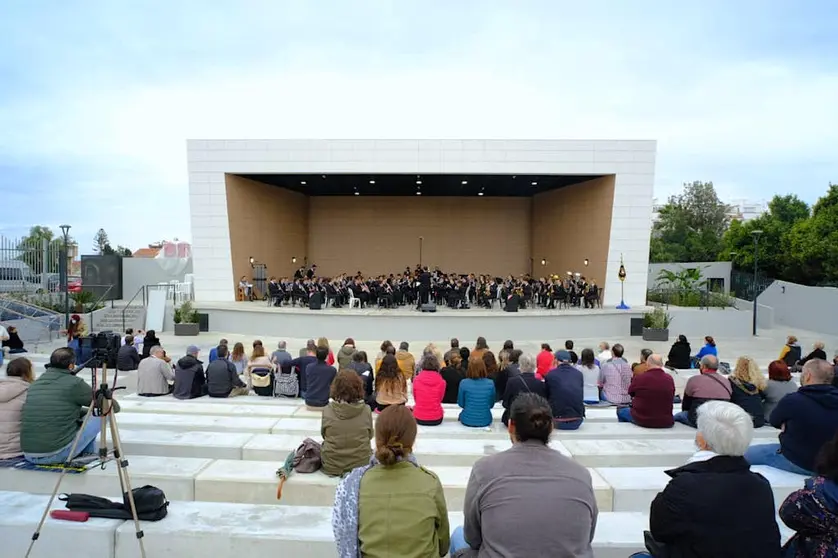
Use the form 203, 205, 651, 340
194, 301, 648, 341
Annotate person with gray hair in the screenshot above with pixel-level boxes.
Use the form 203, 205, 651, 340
673, 354, 731, 428
299, 339, 316, 358
639, 401, 782, 557
501, 353, 547, 426
617, 353, 676, 428
271, 340, 292, 372
745, 358, 838, 475
136, 345, 175, 397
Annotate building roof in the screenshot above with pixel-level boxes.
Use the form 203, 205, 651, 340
133, 247, 161, 258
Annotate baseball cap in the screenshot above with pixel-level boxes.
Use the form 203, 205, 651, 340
554, 349, 571, 362
186, 345, 200, 355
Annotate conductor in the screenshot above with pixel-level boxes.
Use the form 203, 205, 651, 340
417, 266, 431, 309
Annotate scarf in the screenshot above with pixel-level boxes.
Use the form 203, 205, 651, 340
332, 454, 419, 558
687, 449, 719, 464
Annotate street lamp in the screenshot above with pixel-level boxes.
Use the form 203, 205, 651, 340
751, 230, 763, 336
59, 224, 71, 330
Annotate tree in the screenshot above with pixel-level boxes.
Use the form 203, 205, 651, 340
93, 229, 110, 254
785, 184, 838, 285
116, 245, 133, 257
650, 181, 731, 262
14, 226, 68, 274
655, 267, 708, 291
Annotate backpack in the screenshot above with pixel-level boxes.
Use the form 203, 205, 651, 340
275, 438, 322, 499
60, 485, 169, 521
275, 369, 299, 397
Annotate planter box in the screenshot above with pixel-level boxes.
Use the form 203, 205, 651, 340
174, 323, 200, 336
642, 327, 669, 342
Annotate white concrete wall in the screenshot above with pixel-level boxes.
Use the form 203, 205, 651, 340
756, 280, 838, 334
666, 307, 753, 339
647, 262, 732, 293
122, 258, 193, 301
187, 139, 656, 305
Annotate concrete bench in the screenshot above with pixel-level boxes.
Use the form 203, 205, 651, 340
122, 392, 301, 405
595, 465, 806, 512
119, 430, 255, 460
118, 399, 296, 418
117, 412, 281, 434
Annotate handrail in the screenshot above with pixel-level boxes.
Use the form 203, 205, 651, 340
120, 283, 175, 332
0, 304, 61, 342
84, 284, 114, 329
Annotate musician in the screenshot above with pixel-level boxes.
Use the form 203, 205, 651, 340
584, 280, 599, 308
417, 266, 431, 308
306, 264, 317, 280
294, 266, 305, 280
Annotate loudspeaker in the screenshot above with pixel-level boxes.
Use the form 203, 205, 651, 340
309, 292, 323, 310
504, 295, 520, 313
197, 313, 209, 333
420, 303, 437, 313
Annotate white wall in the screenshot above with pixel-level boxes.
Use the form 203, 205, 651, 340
187, 139, 656, 305
757, 280, 838, 334
647, 262, 732, 293
122, 258, 193, 301
666, 307, 753, 339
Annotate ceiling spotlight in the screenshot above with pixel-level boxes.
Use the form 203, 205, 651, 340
478, 192, 484, 196
512, 175, 517, 179
354, 192, 360, 196
540, 259, 547, 266
416, 180, 422, 185
584, 258, 589, 266
321, 175, 325, 179
416, 191, 422, 196
301, 181, 306, 185
249, 256, 255, 265
369, 179, 375, 184
291, 256, 297, 263
461, 180, 468, 185
531, 181, 538, 186
566, 271, 572, 276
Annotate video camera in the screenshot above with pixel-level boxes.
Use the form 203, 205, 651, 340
77, 331, 121, 369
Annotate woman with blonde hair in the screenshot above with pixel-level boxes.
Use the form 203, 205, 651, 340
230, 342, 248, 375
317, 337, 336, 366
247, 340, 276, 396
729, 356, 767, 428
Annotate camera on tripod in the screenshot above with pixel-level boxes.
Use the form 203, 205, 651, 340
77, 331, 121, 369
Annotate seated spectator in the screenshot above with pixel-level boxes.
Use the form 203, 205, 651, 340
450, 393, 597, 557
497, 339, 514, 371
206, 345, 248, 398
494, 349, 522, 402
1, 325, 26, 354
501, 353, 547, 426
230, 342, 248, 375
348, 351, 374, 400
373, 354, 408, 412
375, 344, 397, 374
482, 351, 499, 381
674, 355, 732, 427
0, 358, 34, 459
440, 353, 464, 405
136, 346, 175, 396
779, 431, 838, 557
458, 357, 495, 428
396, 341, 416, 383
337, 338, 357, 370
246, 340, 276, 396
574, 348, 601, 404
763, 360, 798, 422
22, 348, 119, 465
545, 350, 585, 430
374, 340, 392, 370
780, 335, 803, 368
746, 359, 838, 475
729, 356, 767, 428
304, 347, 337, 410
174, 345, 207, 400
116, 335, 141, 371
798, 340, 827, 368
535, 343, 553, 379
597, 341, 611, 364
291, 345, 317, 398
457, 347, 470, 374
564, 339, 579, 364
599, 343, 632, 405
208, 338, 228, 363
333, 405, 449, 558
270, 340, 292, 372
618, 354, 675, 428
638, 401, 781, 558
317, 337, 336, 366
300, 338, 317, 358
321, 370, 373, 476
665, 334, 691, 369
140, 329, 160, 359
693, 335, 718, 364
444, 338, 460, 364
631, 348, 653, 376
413, 355, 447, 426
471, 336, 489, 361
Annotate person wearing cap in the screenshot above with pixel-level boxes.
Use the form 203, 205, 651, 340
337, 338, 357, 370
173, 345, 207, 399
544, 350, 585, 430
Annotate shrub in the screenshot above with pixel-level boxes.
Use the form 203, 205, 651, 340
174, 300, 198, 324
643, 307, 672, 329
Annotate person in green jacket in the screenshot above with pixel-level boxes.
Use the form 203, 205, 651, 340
21, 347, 118, 465
321, 369, 373, 476
332, 405, 450, 558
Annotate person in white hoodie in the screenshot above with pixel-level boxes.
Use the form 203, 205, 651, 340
0, 357, 34, 459
597, 341, 612, 365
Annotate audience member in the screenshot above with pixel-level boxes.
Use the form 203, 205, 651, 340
333, 405, 449, 558
458, 347, 470, 374
140, 329, 160, 359
494, 349, 521, 402
375, 344, 397, 373
798, 341, 827, 368
564, 340, 579, 364
639, 401, 781, 558
779, 431, 838, 557
348, 351, 374, 399
471, 336, 489, 361
0, 323, 7, 366
206, 345, 249, 398
501, 353, 546, 426
599, 343, 632, 405
246, 340, 275, 396
373, 354, 408, 412
763, 360, 799, 422
440, 353, 464, 404
317, 337, 336, 366
321, 370, 373, 476
780, 335, 803, 368
746, 359, 838, 475
693, 335, 718, 363
136, 346, 175, 397
482, 351, 499, 381
450, 393, 597, 557
665, 334, 691, 369
444, 338, 460, 364
497, 340, 514, 371
396, 341, 416, 383
575, 348, 601, 405
0, 358, 34, 459
173, 345, 207, 400
536, 343, 553, 379
413, 355, 447, 426
374, 340, 392, 368
597, 341, 611, 364
1, 325, 26, 354
291, 345, 317, 398
270, 340, 292, 371
230, 342, 248, 375
300, 338, 316, 358
116, 335, 141, 372
304, 347, 337, 410
458, 357, 495, 428
618, 354, 675, 428
208, 338, 228, 363
674, 355, 731, 427
545, 350, 585, 430
337, 338, 357, 370
631, 348, 653, 376
729, 356, 767, 428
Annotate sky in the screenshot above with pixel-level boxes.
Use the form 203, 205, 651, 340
1, 0, 836, 251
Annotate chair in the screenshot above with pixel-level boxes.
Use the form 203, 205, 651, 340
175, 281, 192, 304
348, 292, 361, 309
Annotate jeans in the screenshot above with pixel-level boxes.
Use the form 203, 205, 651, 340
450, 526, 469, 554
673, 411, 694, 427
629, 554, 652, 558
744, 443, 814, 476
25, 416, 102, 465
554, 418, 583, 430
616, 406, 633, 423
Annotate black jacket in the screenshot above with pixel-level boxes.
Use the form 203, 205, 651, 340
666, 341, 692, 369
799, 348, 827, 365
544, 364, 585, 421
729, 379, 766, 428
494, 364, 520, 403
501, 372, 547, 425
291, 355, 317, 392
173, 355, 206, 400
771, 384, 838, 472
206, 358, 245, 397
116, 344, 141, 371
348, 361, 374, 399
141, 335, 160, 359
649, 456, 781, 558
440, 366, 463, 404
304, 361, 336, 407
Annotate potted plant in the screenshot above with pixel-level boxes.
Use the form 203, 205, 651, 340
173, 300, 200, 336
70, 291, 95, 313
642, 307, 672, 342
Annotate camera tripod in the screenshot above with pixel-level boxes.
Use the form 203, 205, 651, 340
24, 359, 147, 558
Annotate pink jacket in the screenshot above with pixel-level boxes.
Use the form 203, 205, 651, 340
0, 377, 30, 459
412, 370, 446, 422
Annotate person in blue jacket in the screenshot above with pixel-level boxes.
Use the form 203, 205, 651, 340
458, 356, 495, 427
692, 336, 718, 367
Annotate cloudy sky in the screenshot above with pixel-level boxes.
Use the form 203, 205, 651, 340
1, 0, 836, 251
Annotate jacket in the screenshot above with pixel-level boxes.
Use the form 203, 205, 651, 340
358, 461, 450, 558
780, 343, 803, 367
666, 340, 692, 369
173, 355, 206, 400
136, 355, 175, 395
0, 377, 29, 459
396, 350, 416, 382
694, 343, 718, 360
545, 365, 585, 421
649, 455, 781, 558
799, 348, 827, 366
780, 476, 838, 558
291, 355, 316, 392
304, 361, 336, 407
337, 345, 357, 371
770, 384, 838, 472
536, 350, 553, 378
729, 378, 766, 428
141, 335, 160, 359
628, 367, 675, 428
501, 372, 547, 425
413, 370, 446, 422
320, 401, 373, 476
763, 379, 798, 422
206, 358, 246, 397
599, 358, 632, 405
348, 361, 374, 399
116, 344, 141, 371
458, 378, 495, 427
681, 372, 732, 426
493, 364, 519, 403
440, 366, 462, 404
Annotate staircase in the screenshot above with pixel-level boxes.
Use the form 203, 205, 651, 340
92, 305, 147, 333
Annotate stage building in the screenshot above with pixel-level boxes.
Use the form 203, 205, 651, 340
187, 139, 656, 307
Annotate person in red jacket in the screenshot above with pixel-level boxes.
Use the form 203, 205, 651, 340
617, 354, 675, 428
412, 354, 447, 426
535, 343, 553, 380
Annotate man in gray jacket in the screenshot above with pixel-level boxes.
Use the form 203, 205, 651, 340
136, 346, 175, 396
206, 345, 249, 398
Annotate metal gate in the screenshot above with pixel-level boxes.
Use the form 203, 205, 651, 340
0, 234, 65, 296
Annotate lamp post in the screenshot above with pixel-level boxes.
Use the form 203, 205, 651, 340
59, 224, 71, 330
751, 230, 763, 336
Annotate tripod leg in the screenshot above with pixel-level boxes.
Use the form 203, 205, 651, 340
106, 413, 147, 558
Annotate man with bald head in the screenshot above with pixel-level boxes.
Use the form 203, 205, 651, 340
745, 359, 838, 475
617, 353, 676, 428
673, 355, 731, 427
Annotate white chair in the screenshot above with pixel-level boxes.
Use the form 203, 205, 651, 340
348, 293, 361, 309
175, 282, 192, 303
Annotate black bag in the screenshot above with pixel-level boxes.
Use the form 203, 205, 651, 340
60, 485, 169, 521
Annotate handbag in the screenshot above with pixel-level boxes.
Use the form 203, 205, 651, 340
275, 370, 299, 397
250, 368, 272, 388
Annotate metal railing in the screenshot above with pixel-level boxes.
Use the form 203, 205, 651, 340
730, 270, 774, 302
121, 283, 173, 332
0, 297, 62, 344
